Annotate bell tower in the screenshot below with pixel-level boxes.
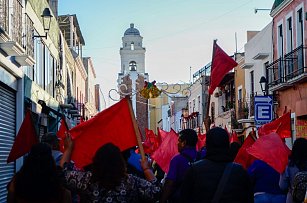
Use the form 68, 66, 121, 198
117, 23, 148, 138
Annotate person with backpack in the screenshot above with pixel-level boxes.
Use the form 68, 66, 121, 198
160, 128, 204, 203
179, 127, 253, 203
280, 138, 307, 203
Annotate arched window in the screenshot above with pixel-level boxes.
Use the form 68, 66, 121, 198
129, 61, 137, 71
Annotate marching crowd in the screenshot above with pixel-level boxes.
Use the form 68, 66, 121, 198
6, 127, 307, 203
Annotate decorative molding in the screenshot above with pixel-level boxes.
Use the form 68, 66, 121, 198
241, 63, 254, 69
14, 55, 36, 66
253, 53, 269, 60
0, 41, 25, 56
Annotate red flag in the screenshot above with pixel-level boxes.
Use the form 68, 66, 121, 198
57, 117, 68, 152
234, 133, 257, 169
196, 129, 206, 150
7, 110, 38, 163
258, 112, 291, 138
247, 132, 290, 173
157, 128, 168, 141
69, 98, 138, 168
151, 129, 179, 173
230, 131, 240, 144
208, 41, 238, 95
143, 128, 159, 154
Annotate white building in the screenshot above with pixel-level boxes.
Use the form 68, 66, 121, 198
243, 22, 273, 134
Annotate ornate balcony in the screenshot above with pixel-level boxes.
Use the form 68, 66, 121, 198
237, 99, 248, 119
267, 45, 307, 91
0, 0, 9, 35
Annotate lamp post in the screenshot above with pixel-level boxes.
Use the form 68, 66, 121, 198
33, 8, 53, 39
259, 76, 268, 95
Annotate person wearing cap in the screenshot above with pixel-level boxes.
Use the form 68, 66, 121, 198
180, 127, 253, 203
41, 132, 62, 166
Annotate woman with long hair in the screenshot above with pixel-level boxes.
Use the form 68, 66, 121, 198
7, 143, 71, 203
60, 134, 160, 203
280, 138, 307, 203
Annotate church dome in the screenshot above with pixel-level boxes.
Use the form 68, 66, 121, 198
124, 23, 140, 36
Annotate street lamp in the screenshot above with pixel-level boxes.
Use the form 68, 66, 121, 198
33, 8, 53, 39
259, 76, 268, 95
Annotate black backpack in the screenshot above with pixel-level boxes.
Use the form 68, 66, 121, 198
292, 171, 307, 202
169, 152, 202, 202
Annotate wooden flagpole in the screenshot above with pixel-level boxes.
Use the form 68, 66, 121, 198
126, 96, 146, 160
204, 39, 217, 132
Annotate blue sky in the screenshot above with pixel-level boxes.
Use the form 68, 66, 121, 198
58, 0, 274, 106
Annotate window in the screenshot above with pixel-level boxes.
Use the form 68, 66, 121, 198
238, 89, 242, 101
296, 8, 304, 74
296, 8, 303, 47
130, 42, 134, 50
286, 17, 293, 53
197, 95, 201, 112
277, 24, 284, 82
278, 24, 283, 57
129, 61, 137, 71
250, 71, 254, 95
33, 39, 44, 88
193, 99, 195, 112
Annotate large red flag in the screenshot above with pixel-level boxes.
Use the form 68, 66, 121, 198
208, 41, 238, 95
143, 128, 159, 154
234, 133, 257, 169
247, 132, 290, 173
69, 98, 138, 168
57, 117, 69, 152
258, 112, 291, 138
7, 110, 38, 163
151, 129, 179, 173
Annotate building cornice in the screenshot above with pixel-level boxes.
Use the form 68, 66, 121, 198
270, 0, 293, 17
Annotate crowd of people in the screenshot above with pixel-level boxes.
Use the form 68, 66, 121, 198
6, 127, 307, 203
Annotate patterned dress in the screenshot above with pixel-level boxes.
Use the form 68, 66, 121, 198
63, 163, 161, 203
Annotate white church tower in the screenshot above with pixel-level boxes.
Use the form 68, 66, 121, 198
119, 23, 147, 77
118, 23, 149, 138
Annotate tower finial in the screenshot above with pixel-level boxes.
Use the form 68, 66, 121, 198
130, 23, 134, 28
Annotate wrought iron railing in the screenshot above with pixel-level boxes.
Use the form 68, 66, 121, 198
284, 45, 306, 80
0, 0, 9, 33
267, 45, 307, 87
237, 99, 248, 119
24, 14, 34, 57
11, 0, 22, 45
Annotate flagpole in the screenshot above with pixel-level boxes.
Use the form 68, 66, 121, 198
126, 96, 146, 160
205, 39, 217, 132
